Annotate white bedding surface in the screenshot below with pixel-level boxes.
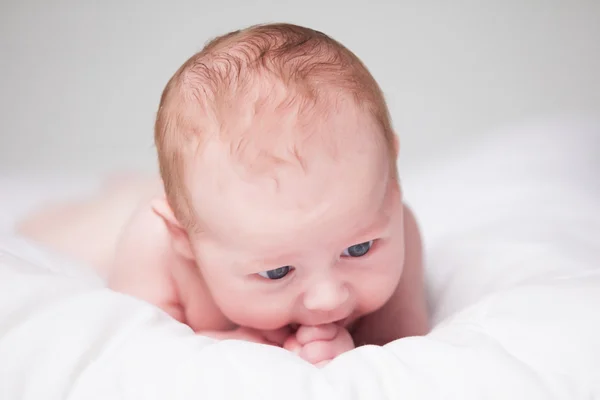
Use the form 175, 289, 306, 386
1, 118, 600, 399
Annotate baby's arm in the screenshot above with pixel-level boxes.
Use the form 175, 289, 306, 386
351, 203, 430, 346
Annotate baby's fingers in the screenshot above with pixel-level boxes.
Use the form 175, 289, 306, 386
300, 327, 354, 365
299, 340, 340, 365
283, 334, 301, 355
295, 324, 338, 345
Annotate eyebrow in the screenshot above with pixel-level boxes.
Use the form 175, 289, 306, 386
244, 254, 295, 271
241, 187, 396, 271
241, 210, 391, 272
347, 213, 390, 243
346, 184, 396, 242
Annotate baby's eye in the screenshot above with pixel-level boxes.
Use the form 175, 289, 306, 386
341, 240, 374, 258
257, 266, 293, 280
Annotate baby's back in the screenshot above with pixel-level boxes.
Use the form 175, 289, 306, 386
17, 174, 233, 331
16, 174, 159, 276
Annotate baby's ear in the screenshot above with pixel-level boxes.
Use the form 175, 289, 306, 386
393, 134, 400, 158
150, 197, 195, 261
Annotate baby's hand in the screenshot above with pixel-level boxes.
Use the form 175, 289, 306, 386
283, 324, 355, 367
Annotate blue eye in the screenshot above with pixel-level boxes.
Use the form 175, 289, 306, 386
258, 266, 293, 280
342, 240, 373, 257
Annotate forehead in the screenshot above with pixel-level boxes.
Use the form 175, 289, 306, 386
185, 103, 392, 250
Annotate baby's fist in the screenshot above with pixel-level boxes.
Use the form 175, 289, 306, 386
284, 324, 354, 367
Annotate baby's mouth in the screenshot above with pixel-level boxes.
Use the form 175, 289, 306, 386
335, 316, 352, 328
289, 316, 353, 331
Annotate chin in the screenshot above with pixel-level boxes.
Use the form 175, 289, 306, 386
335, 311, 363, 330
232, 317, 289, 331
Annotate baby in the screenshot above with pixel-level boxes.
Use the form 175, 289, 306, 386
17, 23, 430, 366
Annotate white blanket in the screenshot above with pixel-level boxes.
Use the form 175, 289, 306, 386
1, 118, 600, 399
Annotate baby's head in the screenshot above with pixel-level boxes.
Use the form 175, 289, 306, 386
154, 23, 406, 331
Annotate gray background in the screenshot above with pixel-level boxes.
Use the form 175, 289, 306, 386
1, 1, 599, 175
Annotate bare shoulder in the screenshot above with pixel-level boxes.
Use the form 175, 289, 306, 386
107, 196, 186, 321
352, 201, 429, 346
109, 195, 233, 332
402, 203, 423, 263
16, 175, 160, 274
390, 202, 429, 335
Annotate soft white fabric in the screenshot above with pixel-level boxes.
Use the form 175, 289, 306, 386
1, 118, 600, 399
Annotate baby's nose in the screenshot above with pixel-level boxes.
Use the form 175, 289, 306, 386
303, 278, 350, 312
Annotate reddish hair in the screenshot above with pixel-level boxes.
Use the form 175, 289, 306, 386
155, 23, 396, 227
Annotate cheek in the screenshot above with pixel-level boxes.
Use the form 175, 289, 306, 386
195, 248, 295, 330
354, 234, 405, 313
209, 279, 295, 330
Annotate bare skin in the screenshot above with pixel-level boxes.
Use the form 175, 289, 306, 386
15, 22, 434, 366
17, 102, 429, 366
17, 176, 428, 365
